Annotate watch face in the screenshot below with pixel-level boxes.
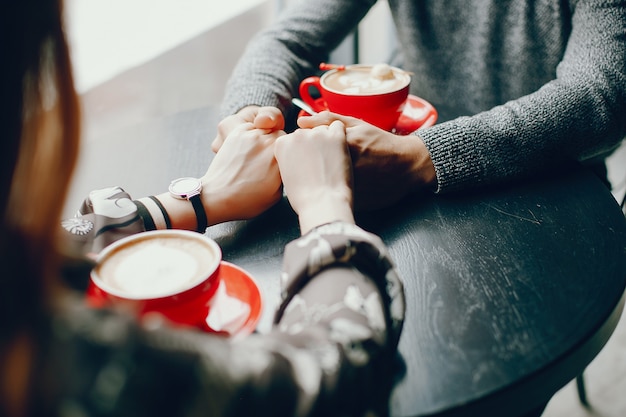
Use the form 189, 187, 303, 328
169, 177, 201, 198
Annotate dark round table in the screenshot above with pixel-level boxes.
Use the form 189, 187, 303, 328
68, 105, 626, 417
206, 165, 626, 417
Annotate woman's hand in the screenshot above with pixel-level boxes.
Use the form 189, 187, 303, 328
212, 106, 285, 153
203, 121, 284, 224
275, 120, 354, 235
298, 111, 436, 210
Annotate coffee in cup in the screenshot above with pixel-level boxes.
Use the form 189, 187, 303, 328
298, 63, 410, 131
88, 230, 222, 330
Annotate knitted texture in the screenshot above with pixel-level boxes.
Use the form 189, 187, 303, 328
220, 0, 626, 193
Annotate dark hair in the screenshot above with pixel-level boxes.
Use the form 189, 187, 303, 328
0, 0, 80, 350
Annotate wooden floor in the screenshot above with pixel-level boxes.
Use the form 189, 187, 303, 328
67, 4, 626, 415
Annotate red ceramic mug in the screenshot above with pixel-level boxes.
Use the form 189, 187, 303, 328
87, 230, 223, 331
298, 64, 411, 131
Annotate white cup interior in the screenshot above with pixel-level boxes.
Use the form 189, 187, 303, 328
321, 64, 410, 96
91, 230, 222, 300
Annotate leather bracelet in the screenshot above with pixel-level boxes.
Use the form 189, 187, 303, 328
189, 194, 208, 233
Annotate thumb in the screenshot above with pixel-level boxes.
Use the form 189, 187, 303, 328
211, 136, 224, 153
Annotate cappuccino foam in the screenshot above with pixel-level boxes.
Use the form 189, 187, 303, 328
95, 234, 217, 298
323, 66, 409, 95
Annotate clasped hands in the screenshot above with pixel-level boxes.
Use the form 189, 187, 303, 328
207, 105, 436, 229
205, 106, 353, 234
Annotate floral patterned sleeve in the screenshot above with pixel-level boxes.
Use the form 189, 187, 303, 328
276, 221, 405, 344
61, 187, 148, 255
145, 221, 406, 417
269, 221, 405, 416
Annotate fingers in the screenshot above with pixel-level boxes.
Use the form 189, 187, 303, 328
327, 119, 347, 137
211, 136, 224, 153
212, 109, 255, 152
296, 110, 359, 129
212, 117, 236, 153
253, 107, 285, 130
212, 106, 284, 152
275, 119, 345, 158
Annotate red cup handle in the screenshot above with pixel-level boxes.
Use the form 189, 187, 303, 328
298, 76, 328, 113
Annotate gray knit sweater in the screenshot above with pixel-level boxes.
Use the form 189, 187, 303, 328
220, 0, 626, 193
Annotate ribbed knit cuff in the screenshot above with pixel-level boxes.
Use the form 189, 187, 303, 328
418, 122, 484, 194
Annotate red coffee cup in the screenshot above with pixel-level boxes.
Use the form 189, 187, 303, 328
298, 64, 411, 131
87, 230, 223, 331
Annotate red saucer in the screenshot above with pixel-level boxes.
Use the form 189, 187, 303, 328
202, 261, 263, 338
296, 94, 437, 135
85, 261, 263, 338
394, 95, 438, 134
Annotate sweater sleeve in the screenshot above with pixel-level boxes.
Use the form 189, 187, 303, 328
418, 0, 626, 193
218, 0, 377, 119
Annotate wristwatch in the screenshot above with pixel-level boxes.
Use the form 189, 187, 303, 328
168, 177, 208, 233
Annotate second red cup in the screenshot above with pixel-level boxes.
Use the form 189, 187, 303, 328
298, 63, 411, 131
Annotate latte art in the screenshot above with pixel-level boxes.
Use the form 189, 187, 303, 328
94, 232, 219, 298
323, 65, 410, 95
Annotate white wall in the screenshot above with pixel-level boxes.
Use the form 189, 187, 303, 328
276, 0, 395, 65
64, 0, 268, 92
358, 1, 396, 65
65, 0, 395, 93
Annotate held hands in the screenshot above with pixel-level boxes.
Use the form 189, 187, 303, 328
298, 111, 437, 210
210, 107, 355, 233
206, 105, 435, 230
275, 120, 355, 235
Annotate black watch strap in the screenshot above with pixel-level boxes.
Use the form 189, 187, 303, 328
190, 194, 208, 233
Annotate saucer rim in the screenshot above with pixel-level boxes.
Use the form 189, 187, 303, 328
206, 261, 263, 337
394, 94, 438, 134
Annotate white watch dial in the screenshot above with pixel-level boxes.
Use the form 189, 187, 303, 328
169, 177, 201, 199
